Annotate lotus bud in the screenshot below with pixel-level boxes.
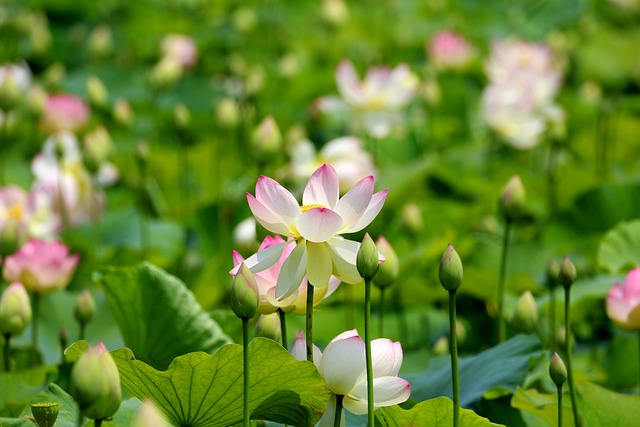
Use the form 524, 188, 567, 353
401, 203, 423, 233
86, 76, 108, 109
88, 25, 113, 58
83, 126, 112, 173
357, 233, 379, 280
74, 290, 96, 325
373, 236, 398, 289
558, 256, 576, 288
132, 399, 170, 427
113, 99, 134, 127
510, 290, 538, 333
546, 258, 560, 289
149, 57, 182, 89
232, 7, 258, 32
43, 63, 66, 90
70, 342, 122, 421
26, 84, 47, 117
0, 73, 22, 110
173, 103, 191, 130
322, 0, 349, 25
230, 263, 259, 319
439, 244, 463, 291
549, 352, 567, 385
432, 336, 449, 355
0, 283, 32, 337
215, 98, 240, 128
499, 175, 526, 222
251, 116, 282, 161
30, 402, 59, 427
256, 313, 281, 343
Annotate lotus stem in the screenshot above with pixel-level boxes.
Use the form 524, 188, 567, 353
278, 308, 288, 350
556, 383, 563, 427
32, 293, 40, 349
333, 394, 344, 427
306, 283, 314, 363
498, 219, 512, 343
242, 317, 250, 427
364, 277, 374, 427
564, 286, 580, 427
449, 289, 460, 427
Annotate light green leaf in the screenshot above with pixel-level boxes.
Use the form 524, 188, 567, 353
376, 397, 504, 426
0, 365, 57, 418
67, 338, 328, 427
597, 220, 640, 273
94, 262, 231, 370
511, 387, 573, 427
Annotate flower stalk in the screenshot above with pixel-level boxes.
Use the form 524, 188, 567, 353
306, 283, 314, 363
497, 219, 511, 343
558, 257, 580, 427
333, 394, 344, 427
277, 308, 288, 350
242, 317, 250, 427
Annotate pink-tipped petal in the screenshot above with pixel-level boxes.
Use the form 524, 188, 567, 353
345, 377, 411, 414
303, 165, 339, 209
320, 335, 366, 395
231, 250, 245, 269
306, 242, 333, 287
371, 339, 403, 377
247, 193, 294, 236
297, 208, 343, 243
327, 237, 362, 284
276, 242, 308, 299
230, 242, 288, 275
342, 188, 388, 233
334, 176, 374, 229
290, 331, 307, 361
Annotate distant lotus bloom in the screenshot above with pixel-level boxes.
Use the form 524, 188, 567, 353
428, 30, 475, 71
606, 268, 640, 330
231, 235, 341, 315
481, 39, 564, 149
291, 329, 410, 426
3, 239, 79, 294
235, 164, 387, 300
0, 62, 32, 92
0, 185, 59, 243
289, 136, 376, 192
161, 34, 197, 69
40, 94, 90, 134
317, 60, 419, 139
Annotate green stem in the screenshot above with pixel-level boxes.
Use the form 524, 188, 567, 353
378, 287, 385, 338
364, 277, 374, 427
333, 394, 344, 427
3, 334, 10, 372
78, 322, 86, 342
278, 308, 288, 350
32, 293, 40, 349
549, 285, 556, 352
557, 384, 563, 427
77, 406, 83, 427
306, 283, 314, 363
498, 220, 512, 343
449, 290, 460, 427
95, 419, 103, 427
242, 317, 250, 427
564, 286, 580, 427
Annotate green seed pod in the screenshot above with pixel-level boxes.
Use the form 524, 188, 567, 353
31, 402, 59, 427
439, 244, 463, 292
356, 233, 379, 280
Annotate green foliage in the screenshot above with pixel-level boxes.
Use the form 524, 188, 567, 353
94, 262, 231, 370
598, 220, 640, 274
376, 397, 505, 426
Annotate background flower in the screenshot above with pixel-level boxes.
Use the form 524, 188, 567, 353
606, 267, 640, 330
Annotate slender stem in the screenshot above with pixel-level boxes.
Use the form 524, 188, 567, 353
564, 286, 580, 427
278, 308, 288, 350
77, 406, 83, 427
557, 384, 563, 427
32, 293, 40, 348
498, 220, 512, 343
306, 283, 314, 363
242, 317, 250, 427
549, 286, 556, 352
364, 277, 374, 427
449, 290, 460, 427
3, 334, 10, 372
333, 394, 344, 427
378, 287, 385, 338
79, 322, 86, 342
95, 419, 103, 427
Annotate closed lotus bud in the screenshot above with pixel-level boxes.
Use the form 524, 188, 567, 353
74, 290, 96, 325
232, 7, 258, 32
549, 352, 567, 385
31, 402, 59, 427
83, 126, 112, 173
43, 63, 66, 91
439, 244, 463, 291
27, 84, 47, 117
322, 0, 349, 25
373, 236, 398, 288
251, 116, 282, 161
0, 73, 22, 110
0, 283, 32, 337
215, 98, 240, 128
70, 342, 121, 421
499, 175, 526, 221
401, 203, 423, 233
546, 258, 560, 288
173, 103, 191, 130
256, 313, 281, 343
88, 25, 113, 58
357, 233, 379, 280
86, 76, 108, 109
113, 99, 134, 127
230, 263, 259, 319
432, 336, 449, 356
149, 57, 182, 89
558, 256, 576, 288
511, 290, 538, 333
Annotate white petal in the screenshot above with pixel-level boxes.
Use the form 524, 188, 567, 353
344, 376, 411, 414
297, 208, 343, 243
327, 237, 362, 284
306, 242, 332, 287
335, 176, 374, 230
275, 242, 308, 299
254, 175, 300, 224
290, 331, 307, 361
317, 394, 345, 427
229, 242, 288, 275
247, 194, 294, 236
320, 335, 366, 396
303, 164, 339, 209
371, 339, 403, 377
341, 189, 388, 233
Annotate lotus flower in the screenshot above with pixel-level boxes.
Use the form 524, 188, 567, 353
428, 30, 475, 71
606, 268, 640, 330
0, 185, 59, 243
161, 34, 198, 69
40, 94, 90, 134
234, 164, 387, 299
291, 330, 410, 426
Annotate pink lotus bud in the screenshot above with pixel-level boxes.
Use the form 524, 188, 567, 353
428, 30, 475, 71
606, 268, 640, 330
161, 34, 197, 69
40, 94, 90, 134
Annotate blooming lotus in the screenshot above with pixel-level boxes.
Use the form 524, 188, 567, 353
239, 164, 387, 299
428, 30, 475, 71
40, 94, 90, 134
3, 239, 79, 294
161, 34, 198, 69
291, 330, 410, 426
231, 235, 341, 314
0, 185, 59, 243
606, 268, 640, 330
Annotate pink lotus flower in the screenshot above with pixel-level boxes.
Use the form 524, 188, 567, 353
235, 164, 387, 299
291, 329, 410, 426
317, 60, 419, 139
428, 30, 475, 71
40, 94, 90, 134
161, 34, 197, 69
606, 268, 640, 330
231, 235, 341, 315
3, 239, 79, 294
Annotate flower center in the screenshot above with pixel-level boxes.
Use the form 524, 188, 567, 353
300, 204, 325, 213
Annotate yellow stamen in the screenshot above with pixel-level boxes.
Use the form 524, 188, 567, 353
6, 204, 24, 221
300, 204, 325, 213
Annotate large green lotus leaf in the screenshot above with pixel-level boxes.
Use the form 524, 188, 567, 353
597, 220, 640, 273
511, 387, 574, 427
67, 338, 328, 427
94, 262, 231, 370
376, 397, 504, 426
405, 335, 542, 407
0, 365, 57, 418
